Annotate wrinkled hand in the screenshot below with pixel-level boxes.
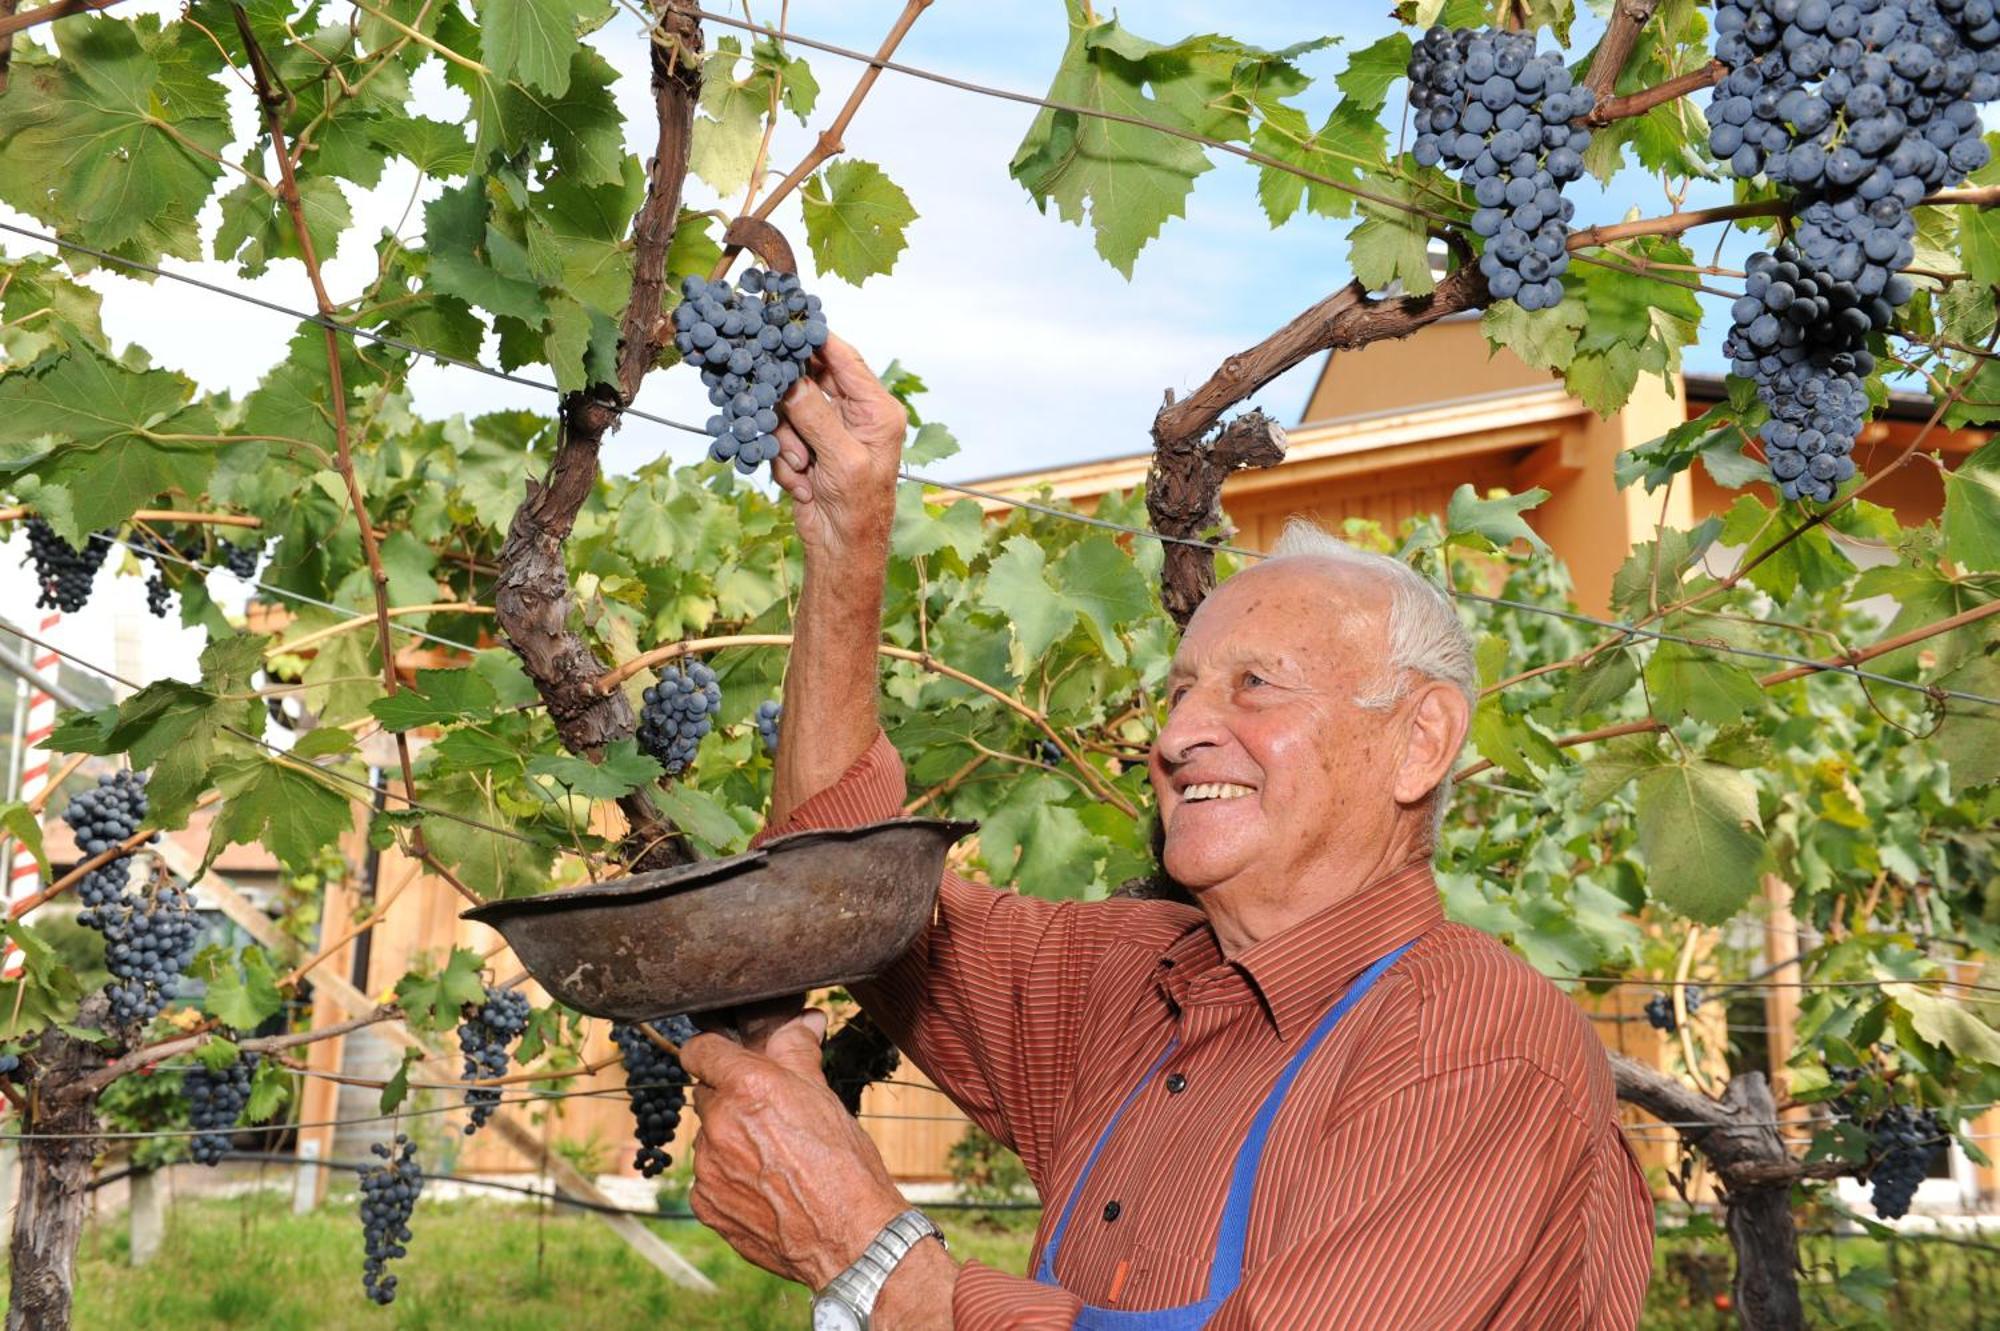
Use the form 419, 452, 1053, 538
681, 1011, 906, 1290
771, 334, 906, 563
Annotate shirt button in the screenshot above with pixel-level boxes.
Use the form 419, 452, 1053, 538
1103, 1201, 1121, 1222
1165, 1073, 1188, 1094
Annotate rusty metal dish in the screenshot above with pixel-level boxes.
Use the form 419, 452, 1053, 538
460, 819, 975, 1020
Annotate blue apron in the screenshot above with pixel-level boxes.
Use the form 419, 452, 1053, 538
1033, 939, 1420, 1329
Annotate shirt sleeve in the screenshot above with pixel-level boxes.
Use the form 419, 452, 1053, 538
755, 731, 1186, 1186
1201, 1057, 1609, 1331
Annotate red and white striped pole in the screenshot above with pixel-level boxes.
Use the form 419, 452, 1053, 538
4, 612, 62, 972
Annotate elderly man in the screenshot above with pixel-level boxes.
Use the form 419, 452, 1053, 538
679, 337, 1656, 1329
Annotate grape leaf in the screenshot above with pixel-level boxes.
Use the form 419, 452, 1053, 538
423, 182, 550, 324
0, 17, 231, 264
1008, 2, 1213, 276
369, 668, 500, 730
1445, 484, 1549, 552
369, 116, 475, 179
204, 756, 354, 874
649, 781, 748, 854
1942, 436, 2000, 571
1253, 101, 1389, 226
1334, 33, 1411, 107
420, 771, 555, 899
212, 176, 352, 278
1635, 760, 1766, 923
0, 345, 214, 543
1470, 699, 1561, 781
528, 739, 663, 799
0, 803, 49, 881
1883, 982, 2000, 1064
1932, 648, 1999, 792
1346, 179, 1434, 295
0, 255, 108, 367
1481, 296, 1585, 373
478, 0, 607, 96
1577, 734, 1667, 806
801, 160, 918, 285
203, 947, 284, 1031
1644, 642, 1764, 725
394, 946, 489, 1033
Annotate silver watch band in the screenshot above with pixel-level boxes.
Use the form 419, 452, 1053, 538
819, 1208, 947, 1325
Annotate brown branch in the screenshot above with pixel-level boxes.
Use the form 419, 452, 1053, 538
1146, 265, 1487, 625
234, 7, 478, 905
0, 0, 118, 42
80, 1008, 399, 1093
597, 633, 1141, 817
494, 4, 702, 871
1581, 0, 1664, 102
0, 507, 264, 529
1568, 185, 2000, 251
1456, 598, 1998, 780
1586, 60, 1726, 126
742, 0, 931, 225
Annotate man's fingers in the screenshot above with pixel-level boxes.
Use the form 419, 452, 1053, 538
759, 1010, 831, 1082
811, 333, 883, 401
679, 1030, 760, 1087
772, 421, 812, 477
782, 374, 845, 443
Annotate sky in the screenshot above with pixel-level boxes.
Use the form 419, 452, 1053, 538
0, 0, 1743, 687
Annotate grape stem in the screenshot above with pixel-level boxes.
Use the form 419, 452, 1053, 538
1569, 185, 2000, 250
0, 0, 118, 42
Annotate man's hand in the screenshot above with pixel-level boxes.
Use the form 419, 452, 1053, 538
771, 334, 906, 565
682, 1012, 907, 1290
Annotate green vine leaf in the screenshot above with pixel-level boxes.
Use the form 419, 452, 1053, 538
1009, 2, 1213, 277
200, 947, 284, 1031
369, 668, 501, 730
203, 755, 354, 875
0, 17, 231, 264
395, 946, 489, 1033
802, 160, 918, 285
1941, 435, 2000, 571
1635, 760, 1766, 923
477, 0, 608, 96
528, 739, 663, 799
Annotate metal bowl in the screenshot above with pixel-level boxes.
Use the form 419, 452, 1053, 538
460, 819, 975, 1019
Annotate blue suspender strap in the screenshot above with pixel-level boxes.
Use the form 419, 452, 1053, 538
1034, 935, 1422, 1328
1035, 1039, 1181, 1285
1204, 937, 1419, 1306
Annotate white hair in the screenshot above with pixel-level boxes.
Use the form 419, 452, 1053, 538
1260, 518, 1476, 846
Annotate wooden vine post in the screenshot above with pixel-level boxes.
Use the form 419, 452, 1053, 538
4, 998, 108, 1331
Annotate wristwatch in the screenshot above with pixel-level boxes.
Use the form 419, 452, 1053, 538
810, 1207, 947, 1330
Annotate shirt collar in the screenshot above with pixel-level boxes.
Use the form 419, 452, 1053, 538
1163, 862, 1443, 1043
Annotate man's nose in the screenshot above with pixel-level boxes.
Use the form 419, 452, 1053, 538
1155, 686, 1228, 767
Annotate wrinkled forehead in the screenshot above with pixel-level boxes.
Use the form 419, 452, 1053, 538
1167, 559, 1391, 678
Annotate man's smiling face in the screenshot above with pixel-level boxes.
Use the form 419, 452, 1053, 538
1147, 559, 1405, 907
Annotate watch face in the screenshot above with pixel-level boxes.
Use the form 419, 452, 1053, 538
812, 1296, 864, 1331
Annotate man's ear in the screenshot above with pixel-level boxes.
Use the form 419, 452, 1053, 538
1392, 680, 1471, 811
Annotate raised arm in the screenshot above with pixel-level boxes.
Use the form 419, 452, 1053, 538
765, 334, 907, 826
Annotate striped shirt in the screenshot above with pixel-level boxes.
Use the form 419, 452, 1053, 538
767, 733, 1654, 1329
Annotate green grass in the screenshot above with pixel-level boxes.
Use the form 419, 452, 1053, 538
6, 1192, 1993, 1329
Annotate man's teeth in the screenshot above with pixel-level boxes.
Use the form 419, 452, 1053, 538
1182, 783, 1254, 803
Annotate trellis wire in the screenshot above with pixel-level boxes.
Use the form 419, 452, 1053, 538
5, 222, 1992, 709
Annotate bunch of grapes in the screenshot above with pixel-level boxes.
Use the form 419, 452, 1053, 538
1643, 985, 1706, 1032
219, 539, 263, 580
456, 984, 531, 1135
637, 662, 721, 776
1865, 1103, 1946, 1218
185, 1054, 259, 1166
671, 269, 829, 475
64, 771, 200, 1026
611, 1016, 696, 1178
1407, 26, 1595, 309
1711, 0, 1995, 499
23, 518, 113, 613
755, 699, 783, 756
824, 1017, 902, 1117
133, 530, 204, 618
358, 1134, 423, 1305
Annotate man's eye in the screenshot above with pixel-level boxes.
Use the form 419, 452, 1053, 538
1241, 672, 1267, 689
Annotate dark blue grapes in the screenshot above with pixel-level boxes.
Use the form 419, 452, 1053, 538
672, 268, 828, 475
611, 1016, 696, 1178
220, 539, 263, 580
185, 1054, 258, 1166
1711, 0, 1996, 500
456, 984, 530, 1135
755, 699, 782, 756
359, 1134, 423, 1304
637, 661, 721, 776
1726, 242, 1878, 500
1866, 1104, 1945, 1218
1643, 985, 1705, 1033
24, 518, 112, 613
134, 531, 202, 619
1408, 27, 1595, 310
62, 772, 196, 1027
